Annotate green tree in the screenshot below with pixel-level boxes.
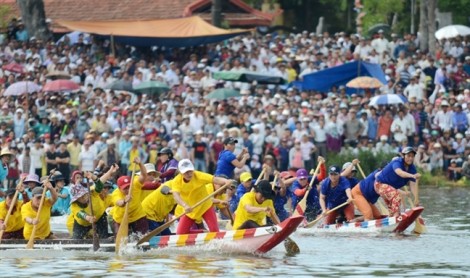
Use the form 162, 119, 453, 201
16, 0, 51, 41
362, 0, 405, 35
439, 0, 470, 25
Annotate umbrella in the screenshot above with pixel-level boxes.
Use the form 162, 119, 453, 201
3, 62, 24, 74
45, 71, 72, 80
43, 80, 80, 92
435, 25, 470, 40
106, 80, 135, 92
213, 71, 287, 85
369, 94, 407, 106
204, 88, 241, 100
133, 81, 170, 95
367, 23, 390, 36
3, 81, 41, 96
346, 76, 384, 89
57, 31, 91, 45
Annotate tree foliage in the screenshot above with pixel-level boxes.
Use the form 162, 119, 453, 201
362, 0, 405, 34
438, 0, 470, 25
0, 5, 12, 30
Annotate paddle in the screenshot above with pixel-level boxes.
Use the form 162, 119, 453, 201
265, 209, 300, 255
0, 178, 24, 244
293, 161, 322, 217
86, 172, 100, 251
357, 163, 389, 215
137, 182, 232, 246
404, 184, 427, 234
305, 201, 351, 228
115, 162, 137, 253
26, 185, 48, 249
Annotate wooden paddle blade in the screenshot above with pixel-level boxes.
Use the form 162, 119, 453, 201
115, 211, 129, 253
413, 216, 427, 234
284, 237, 300, 255
92, 230, 100, 251
136, 216, 178, 245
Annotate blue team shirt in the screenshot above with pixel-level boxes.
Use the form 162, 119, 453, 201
359, 170, 380, 204
291, 176, 320, 209
376, 157, 416, 189
214, 150, 236, 178
320, 176, 350, 208
47, 186, 71, 215
273, 190, 289, 221
346, 176, 359, 188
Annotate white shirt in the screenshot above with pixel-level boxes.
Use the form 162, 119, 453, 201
30, 146, 44, 171
78, 148, 97, 171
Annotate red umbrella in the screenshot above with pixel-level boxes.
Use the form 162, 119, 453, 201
43, 80, 80, 92
3, 62, 24, 74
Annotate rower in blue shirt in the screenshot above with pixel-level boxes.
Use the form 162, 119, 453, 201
319, 165, 354, 224
374, 147, 420, 217
351, 169, 383, 220
341, 160, 360, 188
214, 137, 250, 179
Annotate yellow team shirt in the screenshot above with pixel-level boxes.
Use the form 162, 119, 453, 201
149, 150, 158, 165
103, 194, 113, 209
128, 149, 139, 171
142, 183, 176, 222
70, 191, 106, 227
67, 142, 82, 167
21, 199, 53, 240
0, 200, 24, 232
112, 178, 146, 224
233, 191, 274, 230
168, 171, 213, 220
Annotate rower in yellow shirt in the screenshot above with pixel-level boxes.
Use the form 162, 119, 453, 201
112, 157, 148, 235
0, 179, 29, 239
69, 165, 119, 239
233, 180, 281, 230
142, 185, 175, 235
21, 179, 58, 240
168, 159, 230, 235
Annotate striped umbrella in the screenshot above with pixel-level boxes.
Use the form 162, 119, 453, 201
369, 94, 407, 106
3, 81, 41, 96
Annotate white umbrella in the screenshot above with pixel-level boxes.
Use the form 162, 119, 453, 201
435, 25, 470, 40
369, 94, 407, 106
3, 81, 41, 96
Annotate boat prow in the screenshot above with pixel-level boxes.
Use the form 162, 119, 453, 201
146, 215, 304, 254
298, 206, 424, 234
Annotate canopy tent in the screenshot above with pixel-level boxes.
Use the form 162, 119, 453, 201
293, 61, 387, 93
57, 16, 251, 47
214, 71, 287, 85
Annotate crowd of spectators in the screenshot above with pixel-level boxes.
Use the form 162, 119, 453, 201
1, 17, 470, 192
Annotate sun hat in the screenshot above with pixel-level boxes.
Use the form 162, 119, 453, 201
240, 172, 253, 182
24, 173, 40, 184
117, 176, 132, 190
31, 187, 43, 197
70, 184, 88, 203
178, 159, 195, 174
329, 165, 341, 175
0, 148, 13, 157
223, 137, 238, 145
342, 162, 357, 171
137, 163, 157, 175
296, 168, 308, 179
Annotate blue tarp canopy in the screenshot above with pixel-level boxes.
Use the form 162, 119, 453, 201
293, 61, 387, 93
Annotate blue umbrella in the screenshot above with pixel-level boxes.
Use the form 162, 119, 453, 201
369, 94, 407, 106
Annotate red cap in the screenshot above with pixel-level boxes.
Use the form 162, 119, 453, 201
117, 176, 131, 190
44, 133, 50, 138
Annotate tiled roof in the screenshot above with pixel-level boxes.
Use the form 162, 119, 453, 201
0, 0, 279, 30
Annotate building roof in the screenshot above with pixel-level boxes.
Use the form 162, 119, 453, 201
0, 0, 280, 31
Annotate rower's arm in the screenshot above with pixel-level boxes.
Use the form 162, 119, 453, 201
212, 176, 229, 191
319, 193, 327, 213
172, 191, 190, 212
409, 181, 419, 205
394, 168, 417, 179
243, 204, 268, 214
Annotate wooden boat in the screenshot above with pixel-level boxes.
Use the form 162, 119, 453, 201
0, 216, 304, 254
297, 206, 424, 235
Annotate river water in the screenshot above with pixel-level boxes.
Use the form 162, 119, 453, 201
0, 187, 469, 277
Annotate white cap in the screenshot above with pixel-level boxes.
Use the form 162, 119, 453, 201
456, 133, 463, 139
195, 130, 203, 135
178, 159, 195, 174
380, 135, 388, 141
342, 162, 356, 171
216, 132, 224, 138
433, 143, 441, 148
138, 163, 157, 175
